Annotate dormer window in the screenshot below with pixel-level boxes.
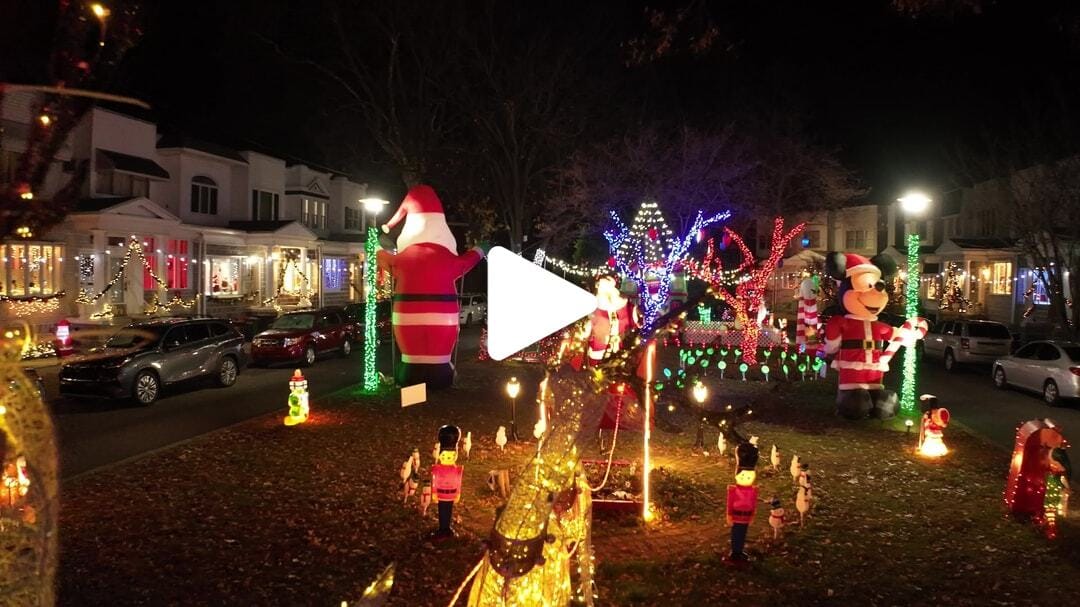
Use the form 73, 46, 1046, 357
191, 176, 218, 214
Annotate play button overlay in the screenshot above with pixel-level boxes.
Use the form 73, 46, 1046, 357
486, 246, 597, 361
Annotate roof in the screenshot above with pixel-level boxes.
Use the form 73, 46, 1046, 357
97, 149, 170, 179
323, 232, 366, 243
156, 133, 247, 163
950, 237, 1018, 250
75, 196, 132, 212
227, 220, 296, 232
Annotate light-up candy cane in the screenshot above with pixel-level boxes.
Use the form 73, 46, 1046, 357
798, 362, 807, 381
782, 362, 789, 380
811, 358, 824, 380
763, 349, 772, 363
739, 362, 749, 381
718, 360, 727, 380
761, 364, 770, 382
877, 318, 930, 367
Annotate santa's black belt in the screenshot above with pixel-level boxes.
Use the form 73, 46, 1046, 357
839, 340, 886, 349
730, 509, 754, 516
393, 294, 459, 302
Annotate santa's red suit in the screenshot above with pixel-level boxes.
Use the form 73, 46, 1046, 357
824, 315, 895, 390
377, 186, 484, 389
588, 302, 638, 363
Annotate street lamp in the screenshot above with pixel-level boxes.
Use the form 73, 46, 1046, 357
506, 377, 522, 441
360, 197, 389, 231
897, 191, 932, 418
692, 381, 708, 450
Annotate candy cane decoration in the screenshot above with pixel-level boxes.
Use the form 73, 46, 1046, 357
878, 317, 928, 366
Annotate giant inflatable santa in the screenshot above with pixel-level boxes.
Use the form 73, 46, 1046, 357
377, 185, 484, 389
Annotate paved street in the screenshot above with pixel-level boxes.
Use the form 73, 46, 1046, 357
43, 327, 484, 479
48, 356, 365, 478
916, 359, 1080, 451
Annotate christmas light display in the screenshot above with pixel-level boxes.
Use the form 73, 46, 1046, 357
540, 254, 607, 278
0, 323, 58, 605
697, 304, 712, 323
938, 261, 969, 312
900, 233, 920, 417
1004, 419, 1069, 534
604, 202, 730, 329
0, 292, 64, 316
685, 217, 805, 364
283, 369, 309, 426
362, 227, 379, 393
143, 292, 198, 316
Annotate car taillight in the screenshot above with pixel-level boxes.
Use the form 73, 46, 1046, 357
960, 337, 970, 350
1071, 367, 1080, 377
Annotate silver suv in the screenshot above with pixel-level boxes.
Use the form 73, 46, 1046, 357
459, 294, 486, 326
59, 318, 247, 405
923, 319, 1012, 371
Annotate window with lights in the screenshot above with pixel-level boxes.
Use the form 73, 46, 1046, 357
166, 239, 190, 289
1, 243, 64, 296
208, 256, 242, 296
991, 262, 1013, 295
322, 257, 347, 291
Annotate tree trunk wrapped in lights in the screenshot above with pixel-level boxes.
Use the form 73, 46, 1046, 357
0, 326, 58, 605
685, 217, 805, 365
467, 371, 605, 606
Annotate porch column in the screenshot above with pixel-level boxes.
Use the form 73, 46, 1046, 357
316, 246, 324, 308
90, 230, 107, 295
154, 233, 168, 303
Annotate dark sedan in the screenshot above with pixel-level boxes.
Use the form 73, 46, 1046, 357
59, 318, 247, 405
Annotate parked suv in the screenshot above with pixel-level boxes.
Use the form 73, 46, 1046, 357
59, 318, 247, 405
922, 319, 1013, 371
251, 308, 358, 366
459, 294, 486, 326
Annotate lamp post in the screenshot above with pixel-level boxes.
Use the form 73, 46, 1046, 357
360, 198, 389, 393
897, 191, 932, 418
506, 377, 521, 441
692, 381, 708, 449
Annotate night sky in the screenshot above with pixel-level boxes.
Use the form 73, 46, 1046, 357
5, 0, 1080, 199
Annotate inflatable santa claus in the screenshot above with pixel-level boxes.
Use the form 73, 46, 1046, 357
586, 273, 640, 364
377, 185, 484, 389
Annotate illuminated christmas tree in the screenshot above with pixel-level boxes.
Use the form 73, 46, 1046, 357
605, 201, 730, 329
938, 262, 969, 312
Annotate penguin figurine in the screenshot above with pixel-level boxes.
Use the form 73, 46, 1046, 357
768, 497, 785, 539
717, 431, 727, 457
496, 426, 508, 452
462, 431, 473, 460
790, 454, 801, 485
770, 444, 780, 472
796, 485, 810, 526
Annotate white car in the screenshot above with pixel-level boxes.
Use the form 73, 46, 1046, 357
459, 294, 486, 326
993, 341, 1080, 406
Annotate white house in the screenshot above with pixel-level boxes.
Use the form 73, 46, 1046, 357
0, 92, 370, 339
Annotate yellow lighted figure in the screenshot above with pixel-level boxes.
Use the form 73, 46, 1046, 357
916, 394, 949, 458
283, 369, 309, 426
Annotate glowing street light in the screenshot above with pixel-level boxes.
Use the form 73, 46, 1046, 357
898, 191, 931, 215
692, 381, 708, 405
90, 3, 110, 19
361, 197, 390, 215
506, 377, 521, 441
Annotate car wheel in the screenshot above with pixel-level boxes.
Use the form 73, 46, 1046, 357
993, 366, 1008, 389
341, 339, 352, 357
133, 371, 160, 405
466, 313, 473, 326
217, 357, 238, 387
1044, 380, 1061, 406
303, 346, 316, 367
944, 349, 956, 372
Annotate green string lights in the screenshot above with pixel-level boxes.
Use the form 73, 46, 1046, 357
362, 226, 379, 393
899, 233, 920, 417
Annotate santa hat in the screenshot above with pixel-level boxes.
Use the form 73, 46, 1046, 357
842, 253, 879, 280
382, 185, 458, 253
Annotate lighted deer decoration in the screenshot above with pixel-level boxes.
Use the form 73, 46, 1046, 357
686, 217, 805, 365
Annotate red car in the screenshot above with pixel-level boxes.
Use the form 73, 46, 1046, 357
251, 308, 358, 366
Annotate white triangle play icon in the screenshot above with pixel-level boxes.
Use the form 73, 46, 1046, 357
487, 246, 597, 361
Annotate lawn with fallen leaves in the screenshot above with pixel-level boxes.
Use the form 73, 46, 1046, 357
56, 353, 1080, 606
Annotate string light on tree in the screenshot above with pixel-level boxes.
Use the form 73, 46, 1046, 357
604, 201, 730, 329
685, 217, 806, 364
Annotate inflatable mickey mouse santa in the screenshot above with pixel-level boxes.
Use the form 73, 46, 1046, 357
377, 185, 484, 389
823, 252, 926, 420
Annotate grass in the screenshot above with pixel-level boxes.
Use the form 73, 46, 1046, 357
55, 351, 1080, 606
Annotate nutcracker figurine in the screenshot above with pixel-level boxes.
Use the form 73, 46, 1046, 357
283, 369, 309, 426
430, 425, 464, 541
726, 442, 760, 563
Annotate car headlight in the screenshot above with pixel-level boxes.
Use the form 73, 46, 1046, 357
283, 337, 302, 347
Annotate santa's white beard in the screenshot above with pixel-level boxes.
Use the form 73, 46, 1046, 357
396, 212, 458, 253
